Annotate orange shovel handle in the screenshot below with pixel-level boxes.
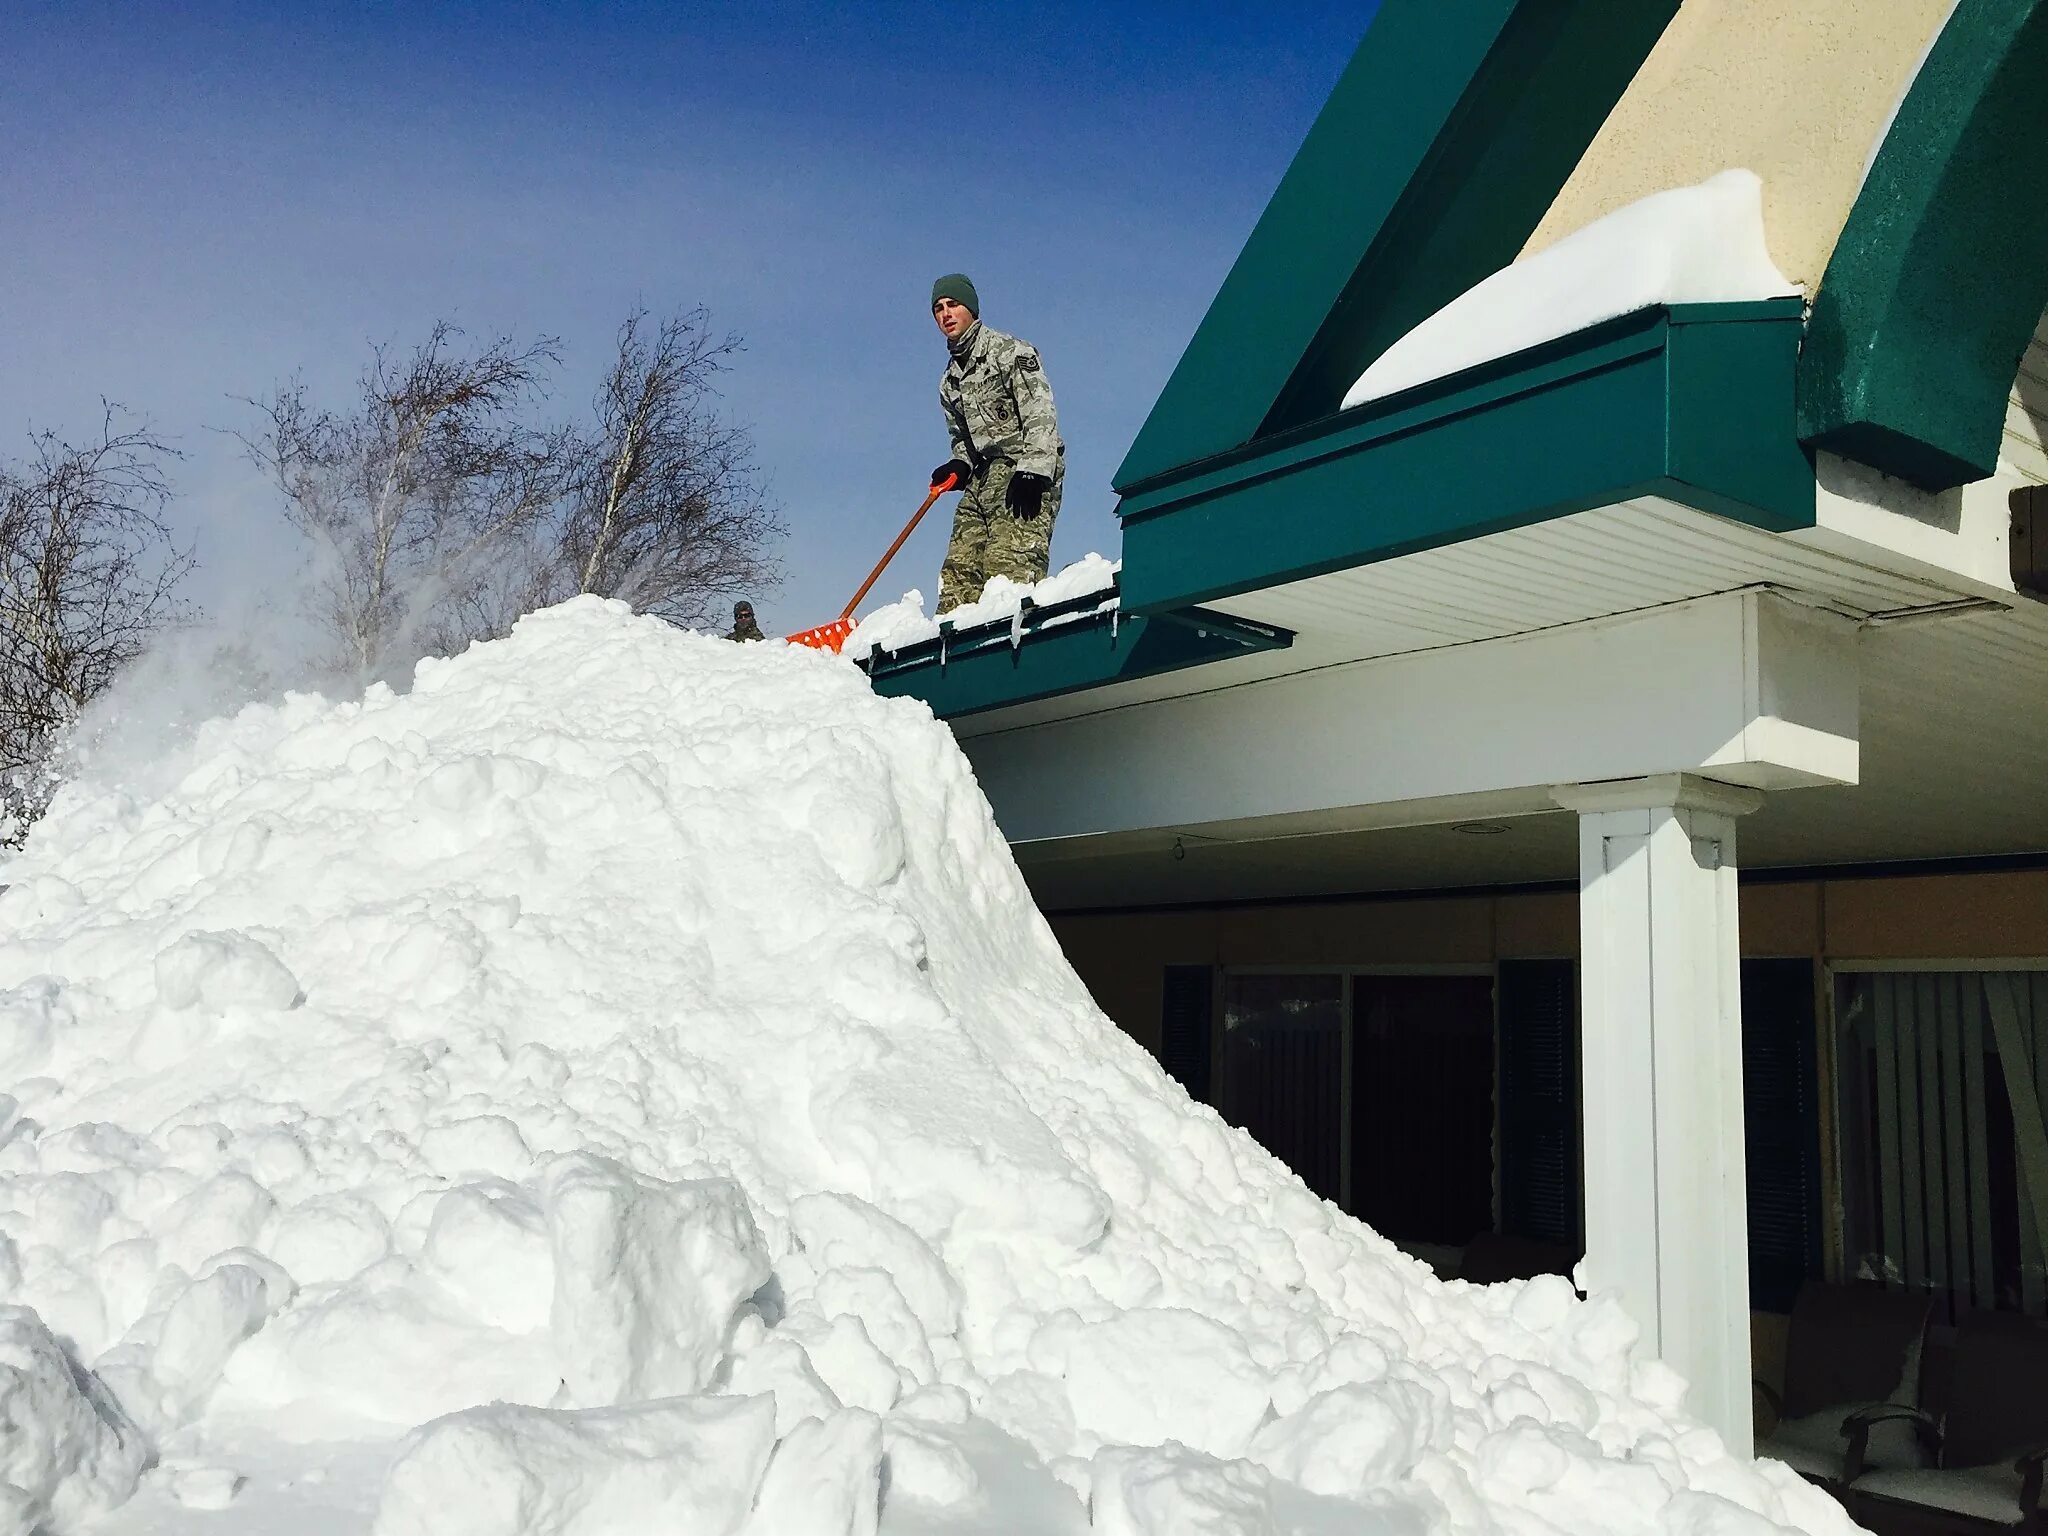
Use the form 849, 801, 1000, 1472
783, 474, 961, 652
838, 473, 958, 622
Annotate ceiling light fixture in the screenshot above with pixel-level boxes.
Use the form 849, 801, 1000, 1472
1449, 821, 1511, 836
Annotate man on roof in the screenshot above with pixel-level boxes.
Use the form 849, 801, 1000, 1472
927, 274, 1064, 614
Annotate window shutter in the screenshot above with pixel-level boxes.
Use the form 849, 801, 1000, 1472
1742, 957, 1825, 1313
1160, 965, 1214, 1103
1498, 959, 1581, 1247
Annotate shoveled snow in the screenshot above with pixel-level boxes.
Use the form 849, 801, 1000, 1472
1342, 169, 1797, 410
0, 597, 1853, 1535
842, 553, 1121, 661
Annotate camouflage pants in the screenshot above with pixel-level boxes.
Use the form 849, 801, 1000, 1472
938, 459, 1062, 614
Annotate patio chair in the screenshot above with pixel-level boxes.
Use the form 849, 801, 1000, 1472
1755, 1280, 1934, 1489
1844, 1311, 2048, 1533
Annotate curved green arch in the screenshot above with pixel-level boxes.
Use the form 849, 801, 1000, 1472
1797, 0, 2048, 491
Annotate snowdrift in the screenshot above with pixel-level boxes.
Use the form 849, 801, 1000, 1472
0, 599, 1851, 1535
1342, 169, 1797, 411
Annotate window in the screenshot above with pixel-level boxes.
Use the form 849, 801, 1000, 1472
1214, 970, 1495, 1245
1219, 973, 1346, 1205
1835, 969, 2048, 1321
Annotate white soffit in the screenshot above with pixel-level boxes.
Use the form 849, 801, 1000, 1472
953, 495, 1979, 739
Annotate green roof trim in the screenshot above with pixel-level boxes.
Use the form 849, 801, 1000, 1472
1797, 0, 2048, 490
1114, 0, 1680, 494
1117, 300, 1813, 614
863, 601, 1292, 721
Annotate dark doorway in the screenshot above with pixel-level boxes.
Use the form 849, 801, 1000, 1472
1217, 972, 1346, 1204
1351, 974, 1497, 1246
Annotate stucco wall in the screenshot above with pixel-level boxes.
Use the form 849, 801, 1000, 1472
1521, 0, 1954, 292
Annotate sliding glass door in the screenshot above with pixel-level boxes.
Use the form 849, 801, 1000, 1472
1216, 969, 1496, 1244
1835, 968, 2048, 1321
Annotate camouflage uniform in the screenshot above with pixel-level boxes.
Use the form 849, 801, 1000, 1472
937, 322, 1063, 613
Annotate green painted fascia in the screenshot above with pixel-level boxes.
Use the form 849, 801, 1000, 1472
865, 610, 1291, 721
1114, 0, 1679, 495
1117, 302, 1812, 614
1797, 0, 2048, 491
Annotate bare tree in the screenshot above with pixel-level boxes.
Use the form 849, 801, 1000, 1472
0, 411, 193, 837
544, 306, 782, 625
240, 323, 560, 681
250, 311, 783, 674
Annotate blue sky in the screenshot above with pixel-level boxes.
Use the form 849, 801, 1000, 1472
5, 2, 1372, 632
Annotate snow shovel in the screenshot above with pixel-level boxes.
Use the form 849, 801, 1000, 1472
784, 472, 960, 653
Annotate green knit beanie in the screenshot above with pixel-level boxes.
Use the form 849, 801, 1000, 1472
932, 273, 980, 317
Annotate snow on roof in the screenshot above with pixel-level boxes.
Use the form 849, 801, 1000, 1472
842, 552, 1121, 661
0, 596, 1854, 1534
1343, 169, 1798, 411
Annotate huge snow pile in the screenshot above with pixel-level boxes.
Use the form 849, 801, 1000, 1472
0, 598, 1851, 1535
1342, 169, 1797, 410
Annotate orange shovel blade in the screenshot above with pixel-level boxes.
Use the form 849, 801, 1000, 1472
784, 618, 854, 653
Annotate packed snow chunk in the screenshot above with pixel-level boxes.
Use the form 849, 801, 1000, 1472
1092, 1442, 1439, 1536
1343, 169, 1796, 409
157, 1459, 244, 1509
0, 979, 68, 1077
790, 1192, 961, 1337
156, 1170, 279, 1275
218, 1282, 561, 1427
785, 1313, 903, 1417
420, 1116, 535, 1181
128, 1260, 293, 1432
722, 1331, 843, 1438
842, 552, 1121, 658
268, 1194, 392, 1285
422, 1183, 553, 1332
0, 1307, 149, 1534
152, 929, 304, 1012
372, 1394, 779, 1536
544, 1154, 771, 1405
740, 1408, 882, 1536
1088, 1445, 1277, 1536
1061, 1309, 1270, 1459
1248, 1380, 1442, 1499
880, 1414, 983, 1508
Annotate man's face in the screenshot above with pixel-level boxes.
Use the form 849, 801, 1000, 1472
933, 297, 975, 338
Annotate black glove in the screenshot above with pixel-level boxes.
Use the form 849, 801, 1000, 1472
1006, 470, 1051, 519
930, 459, 970, 492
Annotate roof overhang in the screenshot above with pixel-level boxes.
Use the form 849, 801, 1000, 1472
862, 592, 1291, 720
860, 301, 1814, 724
1116, 299, 1815, 615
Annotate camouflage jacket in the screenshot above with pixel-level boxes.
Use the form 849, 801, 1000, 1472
939, 323, 1062, 481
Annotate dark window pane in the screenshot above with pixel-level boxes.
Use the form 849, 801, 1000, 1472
1219, 973, 1345, 1204
1352, 974, 1496, 1246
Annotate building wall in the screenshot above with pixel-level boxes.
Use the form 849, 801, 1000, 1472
1048, 868, 2048, 1049
1521, 0, 1953, 291
1050, 865, 2048, 1410
2003, 307, 2048, 485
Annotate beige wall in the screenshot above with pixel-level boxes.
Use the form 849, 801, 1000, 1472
1050, 868, 2048, 1046
1522, 0, 1953, 292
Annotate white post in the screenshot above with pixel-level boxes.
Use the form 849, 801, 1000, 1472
1552, 773, 1763, 1457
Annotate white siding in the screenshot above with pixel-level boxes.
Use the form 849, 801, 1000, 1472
2000, 305, 2048, 484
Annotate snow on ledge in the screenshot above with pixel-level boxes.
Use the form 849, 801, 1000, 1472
1341, 169, 1798, 411
841, 551, 1121, 661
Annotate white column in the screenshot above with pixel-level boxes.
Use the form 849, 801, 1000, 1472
1552, 772, 1764, 1457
